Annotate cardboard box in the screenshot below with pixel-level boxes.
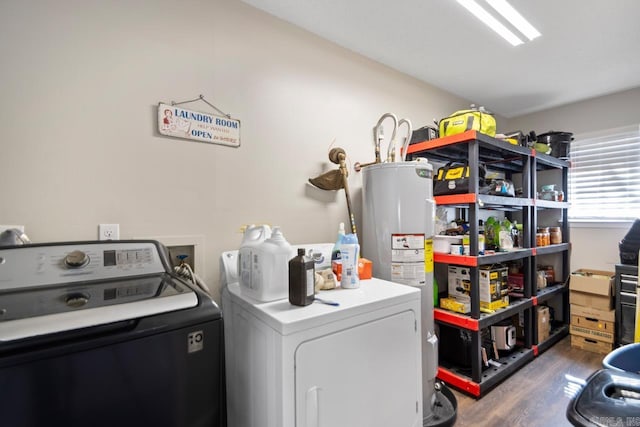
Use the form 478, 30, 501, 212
479, 266, 509, 308
570, 304, 615, 323
571, 315, 615, 334
448, 265, 509, 309
508, 273, 524, 291
570, 335, 614, 355
569, 269, 614, 297
570, 324, 614, 343
332, 258, 373, 281
480, 297, 509, 311
570, 290, 613, 311
332, 260, 341, 281
537, 306, 551, 343
447, 265, 471, 301
358, 258, 372, 280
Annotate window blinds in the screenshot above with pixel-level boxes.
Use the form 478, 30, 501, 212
569, 124, 640, 221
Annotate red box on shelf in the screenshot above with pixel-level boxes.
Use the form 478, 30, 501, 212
508, 273, 524, 290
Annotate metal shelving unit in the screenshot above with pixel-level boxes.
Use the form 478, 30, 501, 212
407, 130, 570, 397
530, 152, 571, 356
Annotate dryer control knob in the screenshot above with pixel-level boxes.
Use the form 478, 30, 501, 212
64, 250, 89, 268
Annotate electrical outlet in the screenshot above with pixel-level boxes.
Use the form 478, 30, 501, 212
99, 224, 120, 240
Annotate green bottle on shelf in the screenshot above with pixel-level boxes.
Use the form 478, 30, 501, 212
433, 276, 439, 307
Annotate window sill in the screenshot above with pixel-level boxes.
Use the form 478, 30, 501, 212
568, 220, 635, 229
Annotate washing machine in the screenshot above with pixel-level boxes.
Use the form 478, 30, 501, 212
220, 250, 423, 427
0, 240, 226, 427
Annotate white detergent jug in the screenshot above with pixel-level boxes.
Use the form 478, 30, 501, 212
250, 226, 294, 301
238, 224, 271, 296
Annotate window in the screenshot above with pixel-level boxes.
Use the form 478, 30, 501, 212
569, 124, 640, 222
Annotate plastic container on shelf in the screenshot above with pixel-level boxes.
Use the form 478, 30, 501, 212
462, 234, 485, 254
433, 235, 463, 253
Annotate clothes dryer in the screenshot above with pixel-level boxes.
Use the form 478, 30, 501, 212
220, 250, 423, 427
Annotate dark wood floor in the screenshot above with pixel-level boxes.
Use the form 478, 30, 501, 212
450, 336, 604, 426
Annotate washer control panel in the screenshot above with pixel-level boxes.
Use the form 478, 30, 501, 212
0, 241, 167, 291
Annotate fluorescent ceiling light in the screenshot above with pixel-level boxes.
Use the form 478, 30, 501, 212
486, 0, 541, 41
457, 0, 523, 46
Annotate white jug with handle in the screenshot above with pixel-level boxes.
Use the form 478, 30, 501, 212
238, 224, 271, 297
252, 226, 294, 301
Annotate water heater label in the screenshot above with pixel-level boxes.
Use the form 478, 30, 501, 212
390, 234, 425, 287
424, 238, 434, 273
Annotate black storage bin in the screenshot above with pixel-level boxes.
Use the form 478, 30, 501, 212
537, 131, 573, 160
410, 125, 438, 145
438, 324, 495, 372
619, 219, 640, 265
438, 323, 473, 368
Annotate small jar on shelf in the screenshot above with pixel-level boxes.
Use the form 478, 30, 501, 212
549, 226, 562, 244
536, 227, 550, 246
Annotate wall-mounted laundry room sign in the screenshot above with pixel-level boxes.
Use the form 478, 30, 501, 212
158, 102, 240, 147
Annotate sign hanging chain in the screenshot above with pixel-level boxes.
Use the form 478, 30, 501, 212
171, 94, 231, 119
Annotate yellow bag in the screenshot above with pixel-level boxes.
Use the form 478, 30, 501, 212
439, 109, 496, 138
433, 161, 487, 195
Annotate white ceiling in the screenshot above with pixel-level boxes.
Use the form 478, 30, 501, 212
241, 0, 640, 118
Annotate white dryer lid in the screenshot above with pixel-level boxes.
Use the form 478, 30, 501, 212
224, 278, 420, 335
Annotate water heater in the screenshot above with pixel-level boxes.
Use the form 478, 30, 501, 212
362, 159, 449, 426
362, 160, 435, 285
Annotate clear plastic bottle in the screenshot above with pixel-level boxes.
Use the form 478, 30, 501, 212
256, 226, 293, 301
289, 248, 315, 306
340, 234, 360, 289
238, 224, 271, 295
511, 220, 520, 248
476, 219, 486, 255
499, 218, 513, 250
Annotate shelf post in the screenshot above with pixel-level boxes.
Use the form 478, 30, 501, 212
471, 327, 482, 383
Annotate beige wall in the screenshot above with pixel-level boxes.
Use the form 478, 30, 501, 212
0, 0, 475, 302
510, 88, 640, 272
508, 87, 640, 135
